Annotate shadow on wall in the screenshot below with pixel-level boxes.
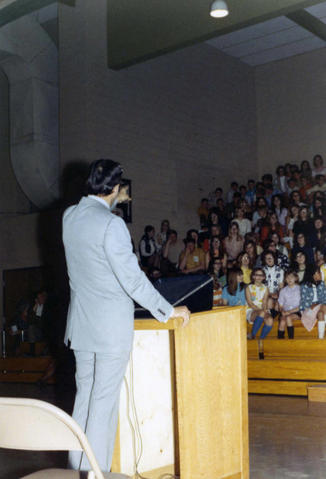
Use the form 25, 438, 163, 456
34, 161, 89, 408
36, 160, 89, 292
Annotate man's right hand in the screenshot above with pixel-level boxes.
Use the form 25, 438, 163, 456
171, 306, 191, 327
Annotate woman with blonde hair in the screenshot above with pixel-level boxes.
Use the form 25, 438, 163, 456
223, 222, 244, 261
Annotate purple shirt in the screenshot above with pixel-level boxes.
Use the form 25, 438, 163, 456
278, 285, 301, 311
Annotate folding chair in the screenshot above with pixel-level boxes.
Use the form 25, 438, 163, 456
0, 397, 130, 479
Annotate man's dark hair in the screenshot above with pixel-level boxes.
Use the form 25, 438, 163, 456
86, 159, 123, 195
167, 229, 177, 239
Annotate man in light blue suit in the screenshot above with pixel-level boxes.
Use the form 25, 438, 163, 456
63, 159, 190, 473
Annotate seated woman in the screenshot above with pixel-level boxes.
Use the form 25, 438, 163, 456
223, 222, 244, 262
260, 212, 284, 244
277, 270, 301, 339
237, 251, 252, 285
207, 207, 228, 238
315, 248, 325, 268
312, 216, 326, 251
201, 224, 222, 253
271, 194, 288, 228
139, 225, 160, 269
244, 239, 260, 267
300, 266, 326, 337
262, 250, 284, 317
179, 238, 205, 275
221, 267, 246, 306
284, 204, 299, 248
156, 219, 170, 249
233, 207, 251, 237
252, 204, 268, 233
292, 251, 314, 284
293, 206, 315, 239
210, 258, 227, 307
246, 268, 273, 339
292, 232, 314, 265
205, 235, 227, 271
270, 232, 289, 258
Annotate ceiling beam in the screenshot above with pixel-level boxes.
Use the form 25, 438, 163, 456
107, 0, 325, 70
0, 0, 55, 28
286, 9, 326, 41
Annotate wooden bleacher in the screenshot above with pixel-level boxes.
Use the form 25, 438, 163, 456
0, 341, 54, 383
247, 319, 326, 396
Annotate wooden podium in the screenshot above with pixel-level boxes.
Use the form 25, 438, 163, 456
112, 307, 249, 479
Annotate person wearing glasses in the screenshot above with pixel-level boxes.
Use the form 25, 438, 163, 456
246, 268, 273, 339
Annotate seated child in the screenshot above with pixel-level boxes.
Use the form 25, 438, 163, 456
277, 270, 301, 339
246, 268, 273, 339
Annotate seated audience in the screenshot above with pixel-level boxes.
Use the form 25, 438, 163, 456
161, 229, 183, 275
244, 240, 258, 268
292, 251, 314, 284
237, 252, 252, 285
300, 266, 326, 336
260, 212, 283, 243
179, 238, 205, 275
224, 222, 244, 261
277, 270, 301, 339
252, 198, 268, 230
293, 206, 314, 239
300, 160, 312, 181
221, 267, 246, 306
307, 174, 326, 196
233, 207, 251, 237
139, 225, 160, 268
315, 249, 325, 268
274, 166, 287, 194
245, 179, 256, 206
205, 235, 227, 271
299, 176, 312, 202
261, 239, 289, 270
227, 181, 239, 204
197, 198, 209, 227
208, 187, 223, 208
270, 232, 289, 258
289, 190, 304, 207
246, 268, 273, 339
271, 194, 288, 228
156, 219, 170, 248
312, 154, 326, 178
312, 196, 326, 218
292, 232, 315, 265
262, 251, 284, 317
210, 258, 227, 307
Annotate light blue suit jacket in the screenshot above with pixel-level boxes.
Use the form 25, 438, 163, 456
62, 196, 173, 354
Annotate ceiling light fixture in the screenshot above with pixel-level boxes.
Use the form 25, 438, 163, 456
210, 0, 229, 18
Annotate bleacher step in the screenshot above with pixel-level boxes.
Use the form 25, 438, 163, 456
307, 385, 326, 402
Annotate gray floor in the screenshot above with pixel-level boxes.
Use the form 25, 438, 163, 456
1, 383, 326, 478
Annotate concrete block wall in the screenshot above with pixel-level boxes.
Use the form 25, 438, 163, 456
59, 0, 257, 243
255, 47, 326, 177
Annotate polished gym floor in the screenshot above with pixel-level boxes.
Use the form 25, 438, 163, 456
0, 383, 326, 478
